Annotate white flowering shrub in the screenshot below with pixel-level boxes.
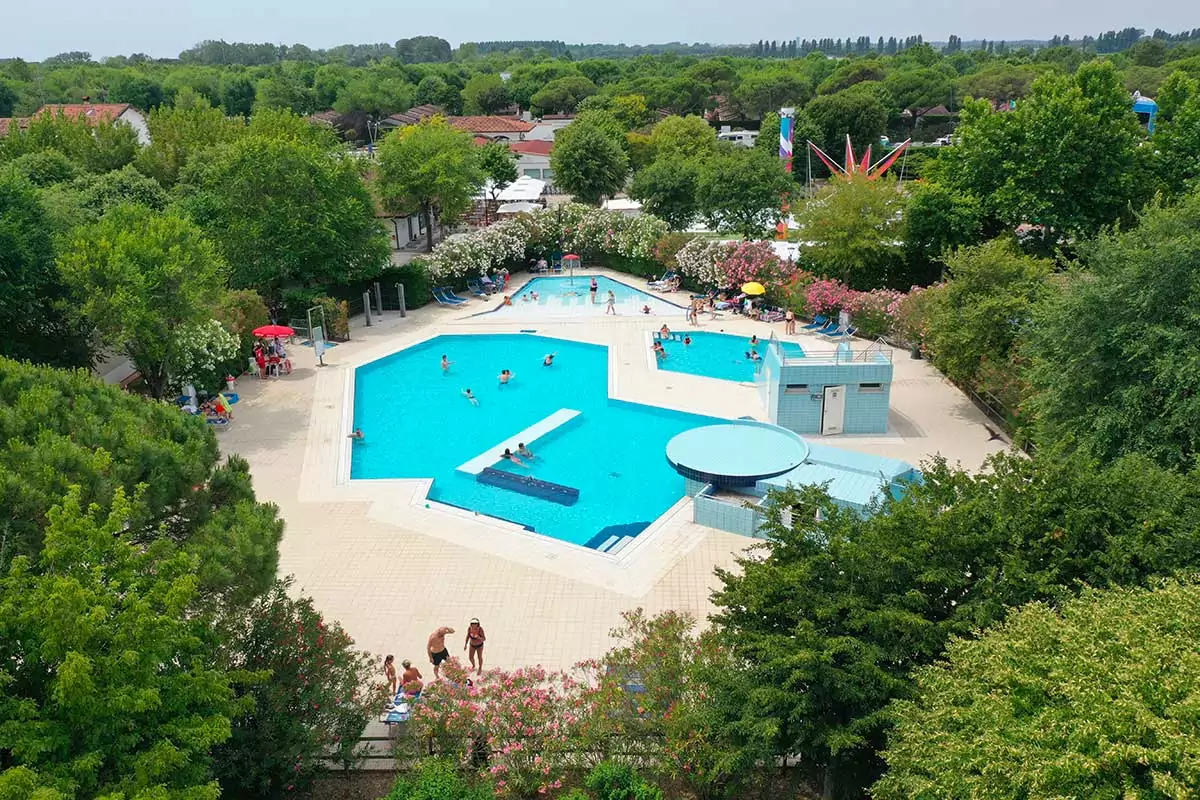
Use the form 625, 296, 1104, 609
674, 238, 726, 286
423, 204, 669, 281
171, 319, 241, 393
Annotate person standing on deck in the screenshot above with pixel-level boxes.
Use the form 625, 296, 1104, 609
428, 626, 455, 679
464, 618, 487, 675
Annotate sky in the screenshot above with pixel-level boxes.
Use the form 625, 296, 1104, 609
1, 0, 1196, 61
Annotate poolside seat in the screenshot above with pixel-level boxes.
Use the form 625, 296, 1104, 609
647, 271, 676, 288
467, 280, 489, 297
813, 320, 840, 336
433, 287, 466, 306
801, 315, 828, 330
445, 287, 468, 302
821, 324, 857, 340
551, 261, 564, 273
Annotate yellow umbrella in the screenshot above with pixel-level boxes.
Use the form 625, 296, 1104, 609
741, 282, 767, 296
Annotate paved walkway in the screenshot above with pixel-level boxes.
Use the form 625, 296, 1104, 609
220, 269, 1006, 674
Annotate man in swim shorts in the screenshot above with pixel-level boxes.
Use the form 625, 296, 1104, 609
427, 626, 455, 679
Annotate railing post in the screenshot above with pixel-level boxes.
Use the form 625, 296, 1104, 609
398, 284, 407, 317
374, 281, 383, 314
363, 291, 372, 326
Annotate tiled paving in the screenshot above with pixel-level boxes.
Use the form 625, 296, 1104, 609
219, 269, 1007, 673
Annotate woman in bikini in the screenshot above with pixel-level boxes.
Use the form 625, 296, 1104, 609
464, 618, 487, 675
383, 654, 398, 695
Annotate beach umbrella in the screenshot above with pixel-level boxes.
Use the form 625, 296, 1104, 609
741, 282, 767, 296
563, 253, 581, 261
252, 324, 295, 337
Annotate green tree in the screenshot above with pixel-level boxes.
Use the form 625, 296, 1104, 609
550, 116, 629, 205
805, 86, 890, 160
0, 173, 94, 368
608, 94, 652, 129
385, 759, 492, 800
376, 117, 485, 252
938, 61, 1147, 237
7, 150, 78, 186
923, 238, 1049, 388
212, 579, 379, 798
529, 75, 598, 115
478, 140, 518, 221
902, 181, 983, 282
0, 357, 283, 599
696, 148, 794, 238
630, 156, 700, 230
1149, 91, 1200, 198
57, 205, 228, 399
134, 92, 244, 186
461, 73, 510, 114
179, 136, 388, 293
1024, 193, 1200, 468
795, 173, 906, 289
0, 488, 237, 800
414, 74, 462, 113
647, 114, 718, 161
710, 449, 1200, 798
884, 67, 954, 135
733, 69, 812, 119
876, 581, 1200, 799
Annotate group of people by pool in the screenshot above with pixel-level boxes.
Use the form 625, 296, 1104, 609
651, 327, 765, 362
382, 617, 489, 703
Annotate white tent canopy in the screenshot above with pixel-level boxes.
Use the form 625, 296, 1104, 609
497, 201, 541, 215
493, 175, 546, 202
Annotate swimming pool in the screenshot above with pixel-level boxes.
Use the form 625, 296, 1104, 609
496, 275, 685, 317
351, 334, 724, 549
656, 331, 804, 383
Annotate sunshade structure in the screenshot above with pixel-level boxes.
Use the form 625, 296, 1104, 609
253, 324, 295, 337
741, 282, 766, 296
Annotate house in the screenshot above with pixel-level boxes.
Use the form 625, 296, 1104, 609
378, 104, 444, 131
446, 115, 534, 141
524, 113, 574, 142
36, 103, 150, 144
0, 117, 29, 136
508, 139, 554, 185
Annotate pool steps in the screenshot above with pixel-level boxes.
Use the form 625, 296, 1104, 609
455, 408, 581, 475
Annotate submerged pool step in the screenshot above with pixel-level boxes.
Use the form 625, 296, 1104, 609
455, 408, 581, 475
476, 468, 580, 506
601, 535, 635, 554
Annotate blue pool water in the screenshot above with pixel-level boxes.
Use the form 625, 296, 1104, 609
656, 331, 804, 383
499, 275, 685, 317
351, 334, 723, 547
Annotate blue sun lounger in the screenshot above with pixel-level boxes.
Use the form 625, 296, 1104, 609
467, 280, 489, 298
813, 320, 840, 336
801, 315, 828, 330
433, 287, 466, 306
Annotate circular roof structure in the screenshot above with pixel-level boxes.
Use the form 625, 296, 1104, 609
666, 423, 809, 487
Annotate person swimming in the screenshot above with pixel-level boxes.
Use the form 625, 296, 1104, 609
517, 442, 536, 459
683, 336, 692, 346
659, 324, 671, 338
521, 293, 530, 302
498, 369, 513, 385
542, 353, 556, 367
749, 335, 759, 347
441, 355, 453, 372
746, 350, 762, 361
641, 304, 651, 315
652, 341, 667, 359
501, 447, 525, 466
502, 295, 513, 306
462, 388, 479, 405
347, 428, 364, 440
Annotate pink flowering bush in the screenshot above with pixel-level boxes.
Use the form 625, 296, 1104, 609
805, 278, 857, 317
805, 279, 912, 338
410, 658, 592, 797
714, 240, 797, 290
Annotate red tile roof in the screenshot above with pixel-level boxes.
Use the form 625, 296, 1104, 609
447, 115, 534, 134
0, 117, 30, 136
509, 140, 553, 156
37, 103, 133, 122
385, 103, 443, 126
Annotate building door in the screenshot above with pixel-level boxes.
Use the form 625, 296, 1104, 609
821, 385, 846, 435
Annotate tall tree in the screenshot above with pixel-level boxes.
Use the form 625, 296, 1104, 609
795, 173, 906, 289
902, 181, 983, 281
460, 73, 510, 114
710, 450, 1200, 798
549, 116, 629, 205
696, 148, 794, 238
376, 117, 485, 252
876, 581, 1200, 799
178, 135, 388, 294
804, 85, 889, 160
0, 173, 95, 369
629, 156, 701, 230
478, 140, 518, 222
0, 489, 238, 800
1024, 193, 1200, 468
647, 114, 719, 161
939, 61, 1147, 237
57, 205, 228, 399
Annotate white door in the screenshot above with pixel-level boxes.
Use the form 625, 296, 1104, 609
821, 385, 846, 435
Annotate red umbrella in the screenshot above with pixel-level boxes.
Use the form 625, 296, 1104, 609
253, 324, 295, 337
563, 254, 581, 261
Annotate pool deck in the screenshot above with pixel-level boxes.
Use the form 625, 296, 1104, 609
217, 266, 1008, 674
